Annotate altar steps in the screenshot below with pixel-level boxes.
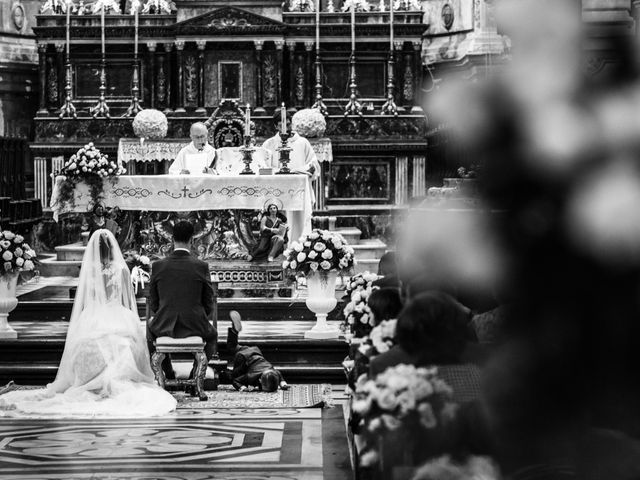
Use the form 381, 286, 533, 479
0, 320, 348, 385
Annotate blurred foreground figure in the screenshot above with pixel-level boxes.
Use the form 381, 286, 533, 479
412, 0, 640, 477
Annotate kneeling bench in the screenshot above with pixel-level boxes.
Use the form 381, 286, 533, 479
151, 336, 209, 401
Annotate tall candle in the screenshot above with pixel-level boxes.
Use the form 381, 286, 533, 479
245, 103, 251, 136
134, 4, 138, 58
315, 0, 320, 51
101, 3, 105, 56
389, 0, 394, 48
281, 103, 286, 133
351, 4, 355, 52
66, 0, 70, 57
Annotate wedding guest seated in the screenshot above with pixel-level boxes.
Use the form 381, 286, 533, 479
219, 311, 289, 392
369, 291, 480, 404
248, 201, 288, 262
372, 251, 402, 290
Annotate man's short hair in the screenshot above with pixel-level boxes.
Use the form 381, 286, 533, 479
259, 369, 280, 392
173, 220, 194, 243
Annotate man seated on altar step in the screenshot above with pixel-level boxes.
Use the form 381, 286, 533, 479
218, 310, 289, 392
168, 122, 218, 175
262, 111, 320, 180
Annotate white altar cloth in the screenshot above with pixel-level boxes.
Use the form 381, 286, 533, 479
50, 174, 313, 242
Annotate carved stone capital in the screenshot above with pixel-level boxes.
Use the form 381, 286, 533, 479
412, 40, 422, 51
146, 41, 157, 52
54, 42, 65, 53
175, 40, 185, 51
37, 43, 48, 54
286, 40, 297, 50
254, 40, 264, 50
196, 40, 207, 50
394, 40, 404, 51
163, 42, 173, 52
304, 41, 315, 51
274, 40, 284, 50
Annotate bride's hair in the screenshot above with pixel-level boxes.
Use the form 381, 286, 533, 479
99, 233, 114, 265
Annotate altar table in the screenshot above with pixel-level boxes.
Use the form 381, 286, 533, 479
50, 174, 313, 243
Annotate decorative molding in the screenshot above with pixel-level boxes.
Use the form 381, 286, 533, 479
196, 40, 207, 50
412, 155, 426, 198
176, 6, 286, 35
146, 41, 157, 52
185, 55, 197, 104
304, 41, 314, 51
275, 40, 285, 50
395, 156, 408, 205
175, 40, 185, 51
54, 42, 65, 53
295, 66, 305, 102
254, 40, 264, 50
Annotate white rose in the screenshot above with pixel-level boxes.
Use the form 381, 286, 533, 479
351, 291, 362, 302
0, 241, 10, 249
15, 257, 24, 267
2, 251, 12, 261
313, 242, 326, 252
139, 255, 150, 265
333, 239, 343, 249
14, 248, 23, 257
321, 249, 333, 260
69, 163, 77, 170
304, 241, 311, 247
82, 167, 87, 172
290, 260, 297, 269
309, 262, 319, 271
320, 260, 331, 270
3, 232, 15, 240
376, 388, 398, 410
360, 313, 369, 324
282, 260, 290, 269
15, 235, 24, 243
283, 249, 291, 258
297, 252, 306, 262
309, 231, 320, 240
308, 251, 318, 260
24, 260, 34, 271
292, 242, 303, 252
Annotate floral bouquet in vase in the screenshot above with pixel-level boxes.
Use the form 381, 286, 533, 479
0, 231, 37, 339
132, 109, 169, 140
56, 143, 126, 209
352, 364, 457, 470
283, 229, 355, 339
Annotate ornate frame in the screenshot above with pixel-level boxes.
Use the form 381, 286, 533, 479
217, 61, 243, 101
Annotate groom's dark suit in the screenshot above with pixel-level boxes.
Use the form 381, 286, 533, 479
147, 249, 217, 376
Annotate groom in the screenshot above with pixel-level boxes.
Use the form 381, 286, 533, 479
147, 220, 217, 379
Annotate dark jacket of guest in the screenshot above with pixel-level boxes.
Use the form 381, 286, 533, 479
225, 327, 281, 388
148, 250, 216, 341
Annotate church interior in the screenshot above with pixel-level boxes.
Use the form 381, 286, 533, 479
1, 0, 640, 479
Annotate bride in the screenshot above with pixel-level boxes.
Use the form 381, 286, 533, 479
0, 229, 176, 416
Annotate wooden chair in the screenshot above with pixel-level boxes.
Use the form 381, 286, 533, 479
151, 336, 210, 401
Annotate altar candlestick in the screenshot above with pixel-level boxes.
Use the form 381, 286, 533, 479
101, 3, 105, 56
315, 0, 320, 51
245, 103, 251, 136
281, 103, 286, 133
350, 4, 355, 52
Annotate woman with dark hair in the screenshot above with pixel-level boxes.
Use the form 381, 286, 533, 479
369, 291, 478, 402
367, 287, 403, 325
248, 201, 288, 262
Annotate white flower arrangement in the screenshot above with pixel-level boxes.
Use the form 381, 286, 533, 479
0, 231, 37, 276
60, 143, 125, 179
393, 0, 422, 11
341, 0, 371, 12
289, 0, 314, 12
132, 109, 169, 139
413, 455, 501, 480
292, 108, 327, 138
342, 271, 380, 338
91, 0, 121, 13
125, 252, 151, 294
141, 0, 175, 13
40, 0, 69, 14
352, 364, 457, 467
283, 229, 355, 276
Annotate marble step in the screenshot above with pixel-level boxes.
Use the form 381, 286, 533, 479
334, 227, 361, 245
354, 259, 381, 275
351, 239, 387, 260
55, 242, 85, 261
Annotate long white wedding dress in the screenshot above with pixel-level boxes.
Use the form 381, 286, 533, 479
0, 230, 176, 417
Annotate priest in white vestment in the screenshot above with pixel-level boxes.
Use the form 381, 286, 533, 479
262, 113, 320, 182
168, 122, 218, 175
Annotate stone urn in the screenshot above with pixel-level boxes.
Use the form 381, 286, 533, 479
304, 270, 340, 339
0, 272, 19, 339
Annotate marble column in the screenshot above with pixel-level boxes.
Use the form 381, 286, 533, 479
196, 40, 207, 114
304, 41, 314, 107
54, 43, 65, 110
37, 43, 48, 115
254, 40, 265, 114
395, 156, 409, 205
175, 40, 186, 114
275, 40, 284, 106
394, 40, 404, 112
412, 155, 427, 199
146, 42, 157, 108
163, 42, 173, 114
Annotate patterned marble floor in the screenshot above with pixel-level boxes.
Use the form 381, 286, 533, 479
0, 404, 351, 480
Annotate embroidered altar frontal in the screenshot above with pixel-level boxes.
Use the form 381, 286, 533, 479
51, 174, 311, 217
